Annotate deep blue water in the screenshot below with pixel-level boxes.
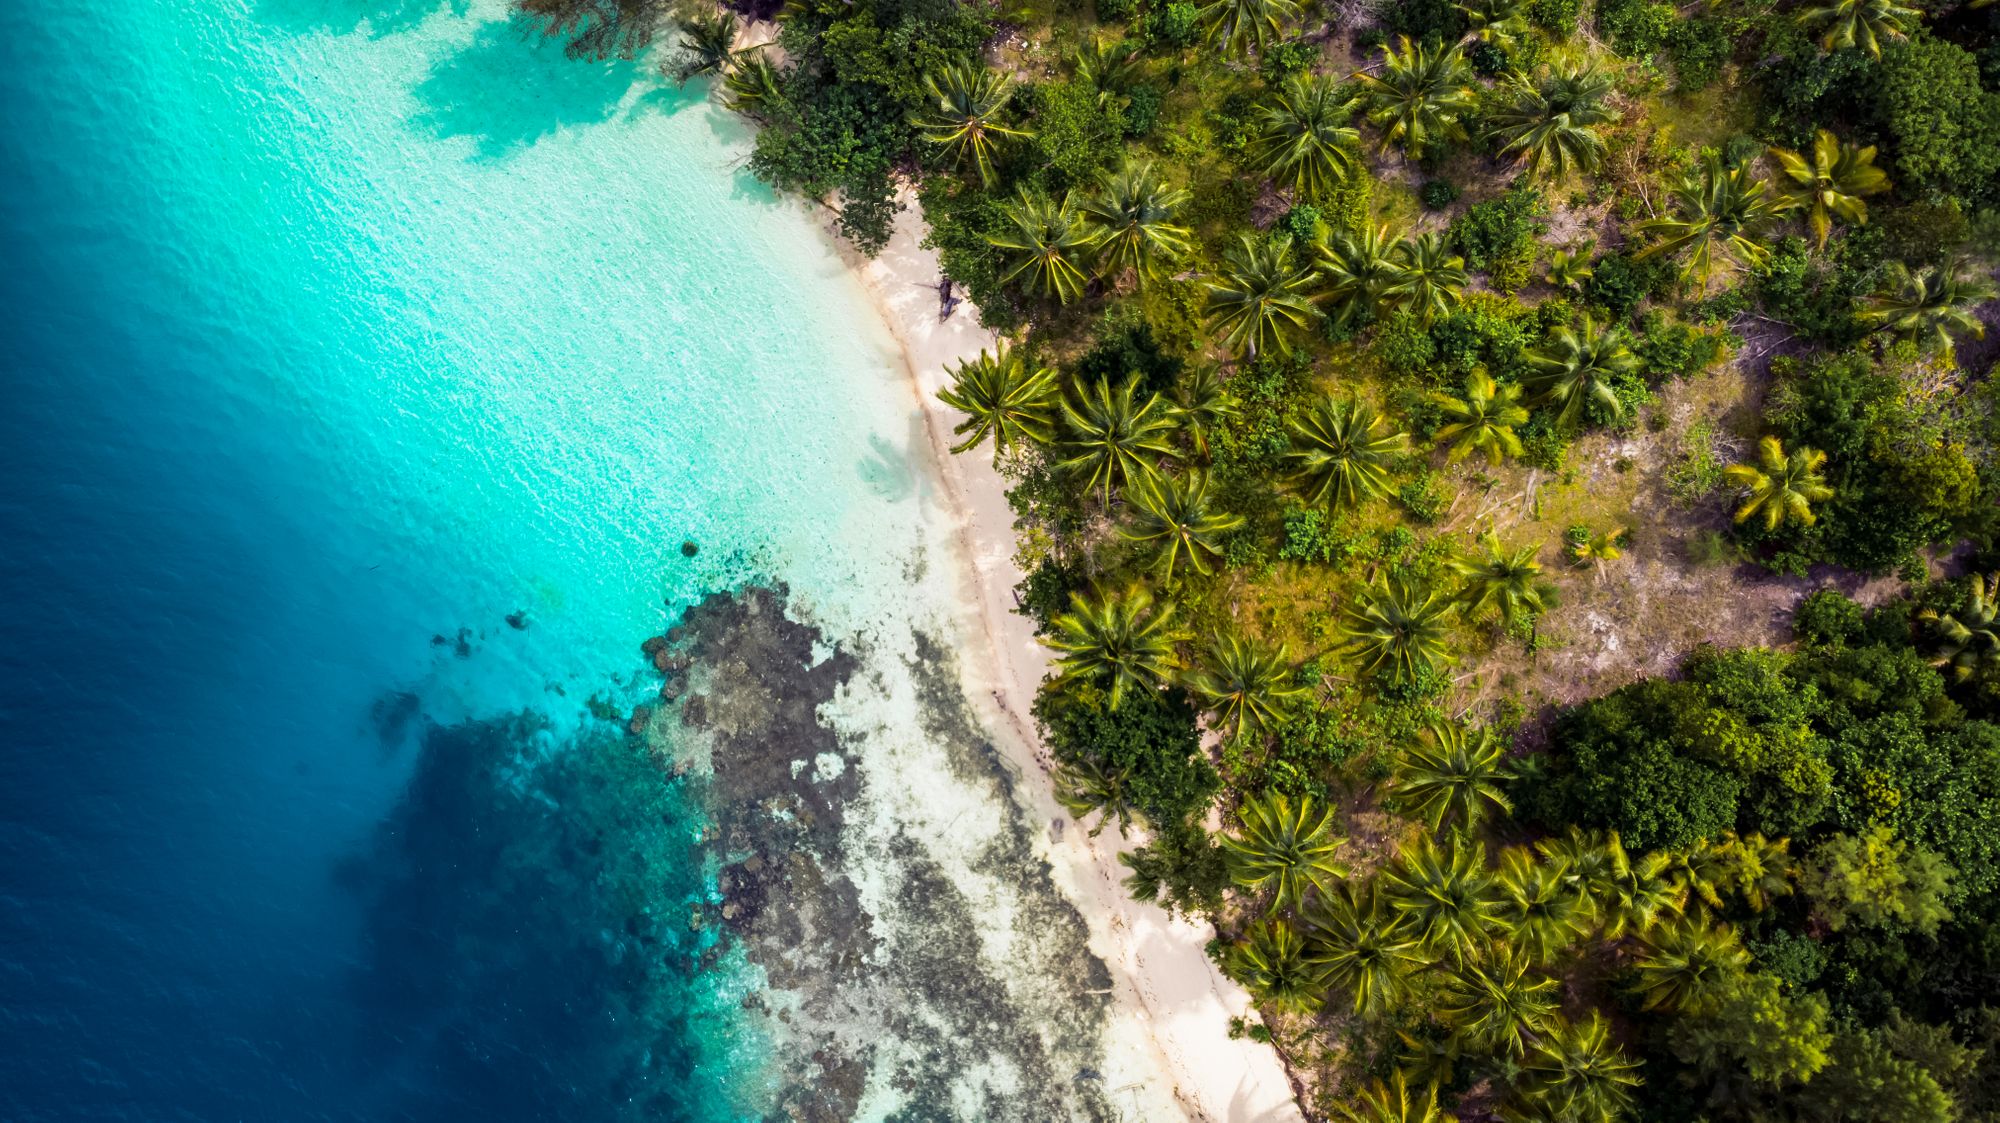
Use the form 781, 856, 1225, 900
0, 0, 939, 1117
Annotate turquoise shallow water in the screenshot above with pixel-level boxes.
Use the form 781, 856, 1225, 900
0, 0, 959, 1117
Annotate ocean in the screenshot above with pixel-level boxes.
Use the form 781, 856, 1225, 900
0, 0, 1174, 1119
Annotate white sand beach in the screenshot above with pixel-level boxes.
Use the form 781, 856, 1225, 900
837, 193, 1308, 1123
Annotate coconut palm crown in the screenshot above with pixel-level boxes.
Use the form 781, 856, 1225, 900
1487, 63, 1617, 181
1222, 792, 1349, 908
1057, 376, 1178, 504
1248, 73, 1362, 200
1430, 370, 1528, 466
1635, 153, 1794, 285
1287, 395, 1409, 509
937, 344, 1060, 464
1722, 436, 1834, 531
1047, 584, 1182, 708
1205, 235, 1321, 357
1351, 37, 1476, 159
912, 62, 1031, 186
988, 190, 1099, 304
1082, 161, 1192, 281
1770, 129, 1890, 249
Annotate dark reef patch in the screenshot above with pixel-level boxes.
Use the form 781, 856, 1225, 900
338, 710, 718, 1122
649, 584, 1121, 1121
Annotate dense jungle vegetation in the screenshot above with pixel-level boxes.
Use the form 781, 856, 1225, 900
520, 0, 2000, 1116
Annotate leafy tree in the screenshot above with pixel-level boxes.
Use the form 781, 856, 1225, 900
989, 190, 1099, 304
912, 62, 1031, 186
1668, 970, 1832, 1087
1287, 396, 1409, 509
1524, 317, 1638, 429
1222, 792, 1349, 908
1431, 370, 1529, 466
1119, 816, 1231, 913
1630, 916, 1750, 1014
1309, 880, 1425, 1017
1205, 236, 1321, 357
1797, 1022, 1969, 1123
1383, 232, 1469, 324
1226, 918, 1327, 1013
1341, 577, 1455, 685
1440, 952, 1560, 1056
1120, 470, 1244, 581
1722, 436, 1834, 532
1047, 585, 1183, 708
1917, 572, 1999, 682
1509, 1014, 1642, 1123
1487, 63, 1617, 180
1635, 153, 1794, 286
1795, 0, 1919, 58
1057, 376, 1178, 504
1184, 633, 1312, 741
1856, 257, 1997, 358
1196, 0, 1301, 56
1381, 835, 1502, 964
1081, 160, 1192, 281
1800, 823, 1956, 936
1769, 129, 1890, 250
1171, 365, 1237, 461
1248, 73, 1361, 200
1453, 533, 1547, 625
1874, 35, 2000, 201
1351, 37, 1477, 159
937, 344, 1060, 463
1038, 684, 1218, 824
1393, 723, 1515, 832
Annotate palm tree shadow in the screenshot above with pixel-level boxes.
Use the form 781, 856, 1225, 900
410, 18, 659, 158
255, 0, 465, 38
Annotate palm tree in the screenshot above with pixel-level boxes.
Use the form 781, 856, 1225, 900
1487, 63, 1617, 181
1453, 534, 1548, 626
1796, 0, 1919, 57
1205, 236, 1321, 357
1381, 835, 1501, 964
1172, 366, 1237, 461
1509, 1014, 1642, 1123
1770, 129, 1890, 249
1184, 634, 1311, 741
937, 344, 1060, 464
1635, 153, 1794, 286
1341, 578, 1454, 685
1918, 573, 2000, 682
1524, 317, 1637, 429
1383, 231, 1468, 323
1249, 73, 1361, 200
1308, 881, 1424, 1018
1599, 845, 1683, 940
1196, 0, 1301, 56
1629, 917, 1750, 1014
1120, 471, 1245, 581
1536, 827, 1622, 912
1563, 524, 1628, 568
1714, 831, 1794, 911
1056, 377, 1178, 504
1722, 436, 1833, 532
1053, 755, 1137, 837
1081, 161, 1192, 283
1494, 847, 1592, 964
1351, 37, 1476, 159
1287, 395, 1408, 509
1228, 918, 1327, 1014
1547, 242, 1594, 290
912, 62, 1031, 186
1430, 370, 1528, 466
1335, 1071, 1449, 1123
1223, 793, 1349, 909
1317, 223, 1402, 325
721, 52, 783, 115
1440, 953, 1560, 1057
1391, 723, 1514, 832
989, 190, 1099, 304
1047, 585, 1182, 708
1857, 257, 1998, 357
670, 10, 741, 85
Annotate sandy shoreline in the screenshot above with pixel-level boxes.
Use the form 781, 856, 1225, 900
832, 192, 1307, 1123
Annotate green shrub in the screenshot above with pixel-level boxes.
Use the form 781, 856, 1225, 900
1260, 40, 1318, 83
1420, 179, 1460, 210
1034, 684, 1219, 825
1526, 0, 1581, 36
1597, 0, 1674, 57
1448, 186, 1544, 292
1668, 16, 1732, 91
1147, 1, 1200, 49
1794, 589, 1867, 649
1096, 0, 1136, 22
